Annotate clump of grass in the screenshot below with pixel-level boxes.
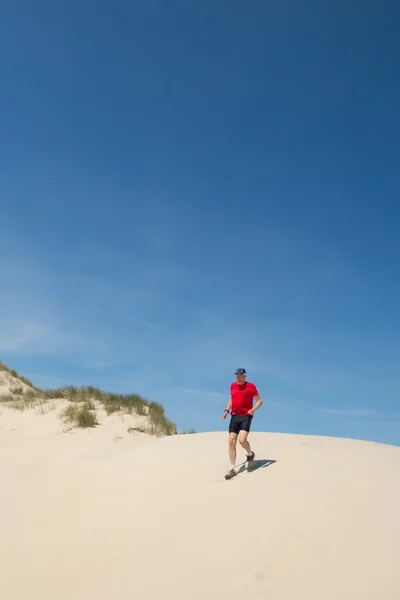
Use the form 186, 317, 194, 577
10, 386, 23, 395
36, 401, 57, 415
61, 402, 98, 428
0, 394, 14, 404
42, 386, 77, 401
0, 389, 54, 414
24, 390, 39, 402
62, 404, 78, 422
102, 392, 148, 416
76, 404, 98, 427
0, 391, 34, 409
181, 428, 197, 434
148, 401, 177, 436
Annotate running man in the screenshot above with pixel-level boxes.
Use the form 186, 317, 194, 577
221, 368, 262, 479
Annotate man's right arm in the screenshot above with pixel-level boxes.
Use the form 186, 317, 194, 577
221, 398, 232, 419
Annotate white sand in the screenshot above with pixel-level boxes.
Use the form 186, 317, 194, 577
1, 405, 400, 600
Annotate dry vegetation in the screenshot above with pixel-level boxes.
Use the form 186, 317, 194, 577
0, 362, 177, 436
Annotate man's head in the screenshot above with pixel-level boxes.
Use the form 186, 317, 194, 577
235, 368, 246, 384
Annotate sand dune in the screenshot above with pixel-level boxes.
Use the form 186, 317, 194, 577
0, 368, 35, 397
1, 404, 400, 600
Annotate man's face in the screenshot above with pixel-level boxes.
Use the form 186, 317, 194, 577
235, 372, 246, 384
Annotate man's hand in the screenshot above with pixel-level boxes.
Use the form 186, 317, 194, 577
248, 396, 262, 417
221, 410, 228, 419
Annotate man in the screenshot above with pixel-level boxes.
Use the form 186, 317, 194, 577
221, 368, 262, 479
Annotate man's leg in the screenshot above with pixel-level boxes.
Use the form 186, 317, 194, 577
239, 417, 255, 463
238, 430, 251, 454
225, 416, 241, 479
229, 432, 238, 468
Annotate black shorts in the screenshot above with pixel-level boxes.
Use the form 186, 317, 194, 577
229, 414, 253, 435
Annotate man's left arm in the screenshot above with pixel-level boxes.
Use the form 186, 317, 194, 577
248, 394, 262, 416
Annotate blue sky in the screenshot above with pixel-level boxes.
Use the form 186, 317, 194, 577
1, 1, 400, 445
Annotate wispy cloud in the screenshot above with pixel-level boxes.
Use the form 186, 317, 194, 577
0, 258, 367, 399
319, 408, 378, 417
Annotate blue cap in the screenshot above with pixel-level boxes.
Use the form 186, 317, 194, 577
235, 368, 246, 374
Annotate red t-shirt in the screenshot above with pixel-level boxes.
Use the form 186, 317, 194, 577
230, 381, 259, 416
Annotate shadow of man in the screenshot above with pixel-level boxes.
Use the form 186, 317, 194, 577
236, 458, 277, 475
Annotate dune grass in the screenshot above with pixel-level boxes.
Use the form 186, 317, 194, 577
61, 402, 99, 428
0, 390, 39, 411
42, 387, 176, 435
10, 386, 24, 395
148, 401, 177, 436
0, 362, 177, 435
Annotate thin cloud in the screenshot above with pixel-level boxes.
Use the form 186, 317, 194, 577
0, 317, 80, 355
320, 408, 378, 417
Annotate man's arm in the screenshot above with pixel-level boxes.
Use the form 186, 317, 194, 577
221, 398, 232, 419
248, 395, 262, 416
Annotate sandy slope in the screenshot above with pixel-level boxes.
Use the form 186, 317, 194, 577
0, 369, 34, 396
1, 408, 400, 600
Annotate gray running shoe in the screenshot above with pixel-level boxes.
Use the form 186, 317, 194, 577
224, 468, 236, 480
246, 451, 255, 462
